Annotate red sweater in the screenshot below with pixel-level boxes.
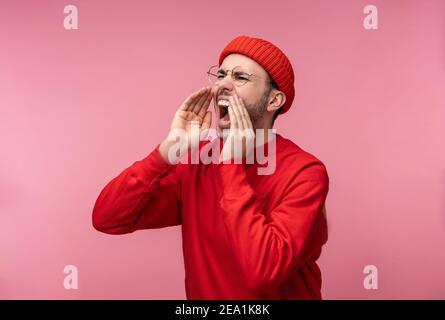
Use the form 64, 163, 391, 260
92, 134, 329, 299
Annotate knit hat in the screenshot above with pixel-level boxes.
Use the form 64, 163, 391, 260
218, 35, 295, 114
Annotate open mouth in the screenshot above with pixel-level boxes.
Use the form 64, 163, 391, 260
217, 99, 231, 127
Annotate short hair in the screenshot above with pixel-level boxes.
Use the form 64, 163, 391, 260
268, 76, 282, 126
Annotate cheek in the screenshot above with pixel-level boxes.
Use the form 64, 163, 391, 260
235, 88, 261, 109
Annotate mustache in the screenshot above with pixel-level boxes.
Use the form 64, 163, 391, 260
216, 93, 232, 100
215, 89, 234, 100
217, 96, 231, 102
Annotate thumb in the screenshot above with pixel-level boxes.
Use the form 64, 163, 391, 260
200, 111, 212, 131
200, 111, 212, 140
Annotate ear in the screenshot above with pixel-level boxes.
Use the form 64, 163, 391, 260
266, 90, 286, 113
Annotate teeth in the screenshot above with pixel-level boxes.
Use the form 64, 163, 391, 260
217, 100, 230, 107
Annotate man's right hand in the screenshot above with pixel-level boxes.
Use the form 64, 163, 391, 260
159, 86, 216, 164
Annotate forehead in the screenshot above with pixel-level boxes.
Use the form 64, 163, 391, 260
220, 53, 268, 77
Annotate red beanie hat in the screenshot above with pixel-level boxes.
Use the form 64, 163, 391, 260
218, 35, 295, 114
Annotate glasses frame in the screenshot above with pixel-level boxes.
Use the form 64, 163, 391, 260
206, 65, 271, 87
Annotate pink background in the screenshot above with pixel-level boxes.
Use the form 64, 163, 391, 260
1, 0, 444, 299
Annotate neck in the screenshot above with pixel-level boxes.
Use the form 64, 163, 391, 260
218, 123, 276, 148
253, 122, 276, 149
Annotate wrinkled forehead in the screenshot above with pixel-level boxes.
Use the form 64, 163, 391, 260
219, 53, 268, 77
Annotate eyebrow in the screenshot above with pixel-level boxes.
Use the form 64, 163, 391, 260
218, 67, 250, 73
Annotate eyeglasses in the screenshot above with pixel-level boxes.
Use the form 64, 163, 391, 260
207, 65, 271, 87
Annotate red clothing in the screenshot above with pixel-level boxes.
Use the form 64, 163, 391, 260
92, 134, 329, 299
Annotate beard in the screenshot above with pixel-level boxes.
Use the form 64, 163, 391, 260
216, 85, 272, 140
245, 85, 272, 127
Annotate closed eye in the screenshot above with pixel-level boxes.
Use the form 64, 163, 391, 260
234, 72, 249, 81
216, 70, 226, 79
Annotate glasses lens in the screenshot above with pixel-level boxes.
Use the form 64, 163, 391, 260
207, 65, 220, 84
207, 66, 250, 86
232, 66, 250, 86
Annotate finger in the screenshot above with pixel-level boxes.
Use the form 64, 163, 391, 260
234, 94, 251, 129
229, 95, 244, 130
200, 111, 212, 131
179, 87, 208, 112
238, 97, 254, 130
234, 95, 256, 157
197, 88, 214, 119
188, 87, 208, 114
191, 87, 211, 114
199, 111, 212, 141
210, 84, 219, 96
227, 103, 238, 129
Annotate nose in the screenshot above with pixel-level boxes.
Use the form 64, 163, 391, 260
214, 76, 235, 98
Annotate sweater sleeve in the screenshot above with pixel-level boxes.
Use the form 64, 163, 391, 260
92, 144, 182, 234
215, 161, 329, 293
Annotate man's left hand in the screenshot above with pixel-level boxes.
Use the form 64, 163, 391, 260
220, 93, 256, 163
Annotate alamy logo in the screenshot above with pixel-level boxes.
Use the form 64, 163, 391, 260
363, 265, 378, 290
363, 5, 378, 30
165, 125, 277, 175
63, 265, 78, 290
64, 5, 78, 30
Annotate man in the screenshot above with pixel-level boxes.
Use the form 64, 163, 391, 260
92, 35, 329, 299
